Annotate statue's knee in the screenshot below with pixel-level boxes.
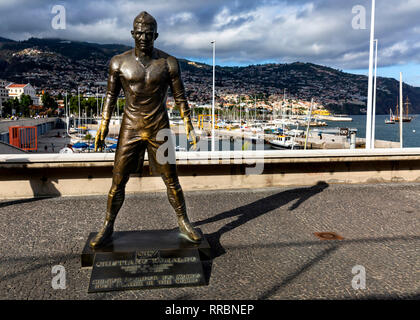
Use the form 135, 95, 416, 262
109, 174, 129, 196
163, 175, 181, 190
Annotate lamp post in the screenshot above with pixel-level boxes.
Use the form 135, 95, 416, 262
366, 0, 376, 149
211, 40, 216, 151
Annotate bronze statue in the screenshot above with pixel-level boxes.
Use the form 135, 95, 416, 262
90, 11, 201, 248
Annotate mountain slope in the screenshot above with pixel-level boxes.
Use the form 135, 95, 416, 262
0, 37, 419, 114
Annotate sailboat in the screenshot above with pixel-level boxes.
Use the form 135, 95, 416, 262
392, 97, 414, 122
385, 108, 395, 124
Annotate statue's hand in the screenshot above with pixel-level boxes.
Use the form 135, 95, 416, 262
95, 122, 109, 152
184, 119, 197, 151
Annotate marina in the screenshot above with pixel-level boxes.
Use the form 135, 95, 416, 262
49, 110, 418, 154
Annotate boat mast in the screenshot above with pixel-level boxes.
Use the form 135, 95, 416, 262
405, 97, 410, 118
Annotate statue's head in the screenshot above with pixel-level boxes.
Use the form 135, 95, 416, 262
131, 11, 158, 53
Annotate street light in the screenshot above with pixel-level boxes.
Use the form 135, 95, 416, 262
211, 40, 216, 152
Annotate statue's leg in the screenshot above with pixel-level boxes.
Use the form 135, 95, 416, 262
90, 137, 146, 248
89, 172, 130, 248
147, 139, 202, 242
163, 172, 202, 242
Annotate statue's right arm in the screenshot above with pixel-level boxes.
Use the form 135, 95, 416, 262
101, 56, 122, 127
95, 56, 122, 151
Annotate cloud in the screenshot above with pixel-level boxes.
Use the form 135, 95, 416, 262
0, 0, 420, 72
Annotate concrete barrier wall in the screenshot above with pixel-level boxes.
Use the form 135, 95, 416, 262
0, 118, 58, 146
0, 117, 58, 133
1, 149, 420, 199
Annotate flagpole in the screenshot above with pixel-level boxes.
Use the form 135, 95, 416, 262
371, 39, 378, 148
400, 72, 403, 148
365, 0, 375, 149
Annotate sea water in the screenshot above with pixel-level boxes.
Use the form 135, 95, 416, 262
175, 114, 420, 151
325, 114, 420, 148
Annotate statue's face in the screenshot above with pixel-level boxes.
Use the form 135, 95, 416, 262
131, 23, 158, 52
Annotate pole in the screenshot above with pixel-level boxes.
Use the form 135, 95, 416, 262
78, 87, 81, 135
254, 95, 256, 122
366, 0, 375, 149
304, 98, 314, 150
211, 40, 216, 151
66, 91, 70, 135
96, 87, 99, 121
400, 72, 403, 148
100, 95, 104, 116
239, 95, 242, 129
372, 39, 378, 148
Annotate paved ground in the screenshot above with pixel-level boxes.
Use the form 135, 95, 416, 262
36, 128, 72, 153
0, 183, 419, 300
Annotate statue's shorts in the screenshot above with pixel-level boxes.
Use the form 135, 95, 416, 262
113, 127, 177, 178
106, 127, 185, 216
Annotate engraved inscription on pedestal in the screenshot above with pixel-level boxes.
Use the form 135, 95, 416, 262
88, 249, 206, 292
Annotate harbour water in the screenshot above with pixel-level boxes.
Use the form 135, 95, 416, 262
173, 114, 420, 151
175, 134, 272, 151
324, 114, 420, 148
62, 114, 420, 153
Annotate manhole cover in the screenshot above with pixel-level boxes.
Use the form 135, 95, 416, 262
314, 232, 344, 240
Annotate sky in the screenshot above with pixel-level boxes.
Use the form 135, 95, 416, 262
0, 0, 419, 86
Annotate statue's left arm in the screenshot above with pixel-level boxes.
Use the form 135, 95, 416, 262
167, 56, 197, 148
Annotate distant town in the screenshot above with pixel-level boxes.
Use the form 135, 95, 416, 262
0, 77, 331, 120
1, 37, 419, 118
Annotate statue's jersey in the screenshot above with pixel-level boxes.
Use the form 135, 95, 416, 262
102, 48, 189, 138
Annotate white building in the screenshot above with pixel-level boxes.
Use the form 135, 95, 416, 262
0, 79, 10, 117
6, 83, 41, 105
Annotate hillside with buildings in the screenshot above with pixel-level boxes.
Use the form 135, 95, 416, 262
0, 37, 419, 115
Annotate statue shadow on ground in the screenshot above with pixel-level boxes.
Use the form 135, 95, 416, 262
195, 181, 329, 260
0, 196, 56, 208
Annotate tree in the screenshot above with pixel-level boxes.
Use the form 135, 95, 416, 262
41, 92, 58, 111
4, 98, 21, 116
1, 99, 13, 116
19, 94, 33, 116
69, 95, 79, 115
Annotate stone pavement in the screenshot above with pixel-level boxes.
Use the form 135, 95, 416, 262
0, 183, 419, 299
36, 128, 72, 153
